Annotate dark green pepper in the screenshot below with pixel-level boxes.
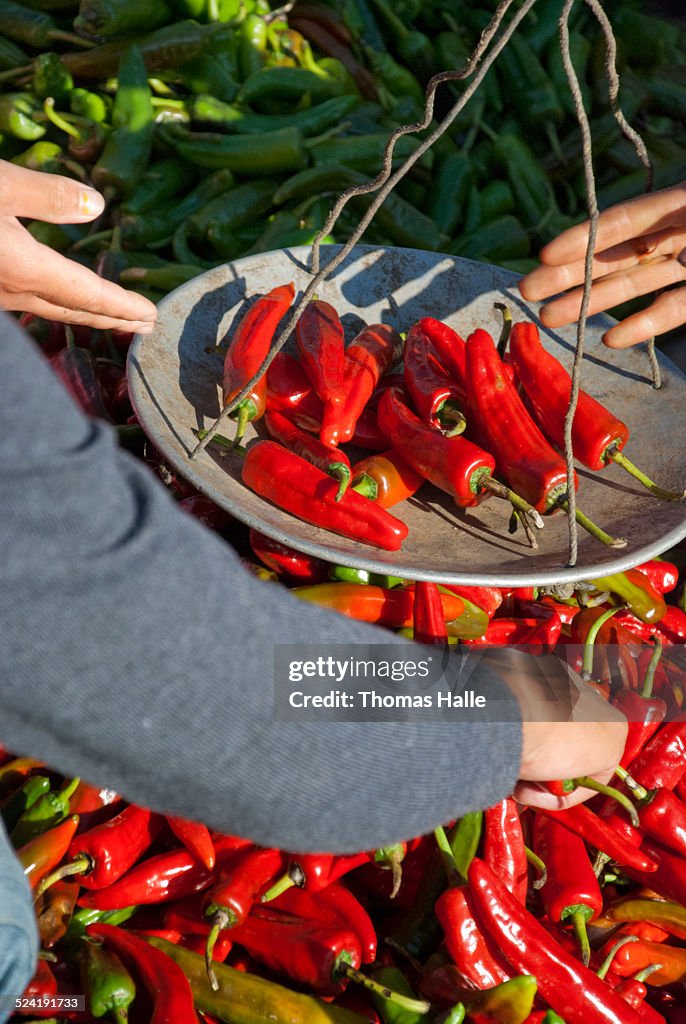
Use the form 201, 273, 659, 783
343, 0, 385, 51
611, 8, 681, 67
189, 92, 358, 137
158, 122, 308, 175
168, 0, 207, 16
32, 51, 73, 100
496, 33, 564, 156
371, 966, 427, 1024
367, 0, 434, 80
428, 152, 473, 236
81, 940, 136, 1020
74, 0, 173, 38
186, 178, 275, 256
28, 219, 85, 251
121, 157, 196, 216
119, 167, 235, 247
238, 12, 268, 80
364, 46, 424, 111
0, 34, 29, 71
91, 45, 154, 199
11, 777, 80, 847
69, 87, 109, 122
478, 179, 515, 222
546, 30, 592, 119
492, 132, 566, 235
308, 133, 433, 174
176, 53, 239, 102
120, 263, 202, 291
451, 214, 531, 263
450, 810, 483, 880
236, 65, 346, 113
0, 775, 51, 832
644, 71, 686, 121
0, 92, 44, 140
0, 0, 89, 48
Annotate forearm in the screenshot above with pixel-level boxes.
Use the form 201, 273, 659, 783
0, 322, 523, 851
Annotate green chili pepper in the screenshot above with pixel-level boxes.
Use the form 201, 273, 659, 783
1, 776, 50, 832
81, 940, 136, 1021
344, 0, 385, 50
61, 20, 225, 80
0, 34, 29, 71
120, 167, 235, 248
169, 0, 207, 16
69, 87, 108, 123
11, 777, 80, 848
238, 12, 268, 80
330, 566, 372, 585
184, 178, 275, 257
364, 47, 424, 109
28, 220, 84, 252
92, 45, 154, 199
611, 8, 681, 66
542, 1013, 567, 1024
158, 122, 308, 175
75, 0, 173, 38
120, 158, 196, 216
0, 0, 90, 48
451, 810, 483, 881
0, 92, 44, 140
497, 33, 564, 154
120, 263, 202, 291
238, 65, 348, 114
597, 162, 684, 211
190, 93, 358, 137
428, 152, 473, 236
32, 51, 73, 100
11, 139, 66, 172
546, 30, 591, 119
65, 906, 137, 946
492, 132, 565, 234
176, 52, 239, 101
367, 0, 434, 79
308, 133, 432, 174
451, 215, 531, 263
370, 966, 426, 1024
456, 977, 537, 1024
644, 72, 686, 121
42, 99, 109, 165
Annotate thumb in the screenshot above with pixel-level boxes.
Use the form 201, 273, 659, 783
0, 161, 105, 223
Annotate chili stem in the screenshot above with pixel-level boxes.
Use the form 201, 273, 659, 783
338, 963, 431, 1014
195, 429, 247, 459
581, 606, 621, 677
205, 909, 232, 992
562, 502, 627, 548
330, 463, 351, 502
597, 935, 639, 980
481, 478, 544, 529
614, 765, 649, 802
633, 964, 663, 983
33, 854, 91, 903
524, 845, 547, 890
433, 826, 462, 887
494, 302, 512, 358
260, 872, 296, 903
571, 776, 640, 828
437, 401, 467, 437
570, 909, 592, 968
641, 637, 663, 698
42, 98, 80, 139
608, 448, 686, 501
592, 850, 611, 878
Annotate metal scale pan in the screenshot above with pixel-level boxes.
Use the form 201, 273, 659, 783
127, 243, 686, 587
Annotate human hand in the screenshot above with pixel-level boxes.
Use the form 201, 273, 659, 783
0, 161, 157, 334
519, 181, 686, 348
482, 648, 628, 810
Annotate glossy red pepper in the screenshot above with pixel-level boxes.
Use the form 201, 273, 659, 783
633, 787, 686, 860
266, 851, 372, 899
222, 282, 295, 443
314, 881, 377, 965
509, 320, 683, 500
69, 804, 162, 890
466, 328, 575, 512
265, 407, 352, 500
231, 907, 362, 995
484, 798, 527, 904
295, 298, 346, 405
599, 936, 686, 987
242, 441, 408, 551
321, 323, 402, 445
248, 528, 328, 583
351, 447, 425, 508
590, 570, 667, 625
166, 816, 216, 871
533, 815, 603, 965
634, 560, 679, 594
377, 386, 496, 507
627, 713, 686, 791
18, 814, 80, 889
653, 606, 686, 645
468, 857, 641, 1024
290, 582, 464, 628
413, 581, 448, 645
407, 317, 467, 394
434, 886, 511, 988
87, 923, 198, 1023
463, 613, 561, 651
534, 805, 657, 873
403, 320, 466, 434
614, 655, 668, 770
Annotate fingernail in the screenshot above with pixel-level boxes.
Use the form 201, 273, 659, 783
79, 188, 105, 218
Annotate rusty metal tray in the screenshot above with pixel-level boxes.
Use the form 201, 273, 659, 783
127, 244, 686, 586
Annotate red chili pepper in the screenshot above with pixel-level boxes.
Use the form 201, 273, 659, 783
351, 447, 425, 508
533, 805, 657, 873
166, 816, 216, 871
463, 614, 561, 651
614, 654, 668, 770
533, 814, 603, 965
440, 585, 503, 619
627, 713, 686, 791
539, 596, 579, 626
653, 606, 686, 645
413, 581, 449, 645
484, 798, 527, 904
434, 886, 511, 988
242, 441, 408, 551
70, 781, 120, 817
634, 561, 679, 595
248, 528, 329, 583
407, 317, 467, 394
321, 323, 402, 445
231, 908, 362, 995
403, 320, 466, 435
290, 582, 464, 628
508, 320, 683, 500
264, 851, 372, 901
49, 344, 110, 420
467, 857, 641, 1024
265, 407, 352, 500
17, 814, 80, 889
222, 282, 295, 443
313, 882, 377, 965
377, 386, 495, 507
69, 805, 162, 890
21, 959, 58, 1001
598, 937, 686, 987
633, 788, 686, 860
87, 923, 198, 1023
465, 328, 575, 513
295, 298, 346, 406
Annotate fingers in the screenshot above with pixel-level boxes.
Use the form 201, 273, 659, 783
603, 283, 686, 348
0, 219, 157, 331
537, 181, 686, 268
0, 160, 106, 224
537, 253, 686, 329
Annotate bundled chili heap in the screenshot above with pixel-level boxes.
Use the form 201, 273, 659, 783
6, 539, 686, 1024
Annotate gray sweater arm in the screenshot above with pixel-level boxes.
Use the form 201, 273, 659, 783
0, 321, 522, 852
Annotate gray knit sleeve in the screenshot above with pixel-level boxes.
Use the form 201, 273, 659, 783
0, 318, 522, 852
